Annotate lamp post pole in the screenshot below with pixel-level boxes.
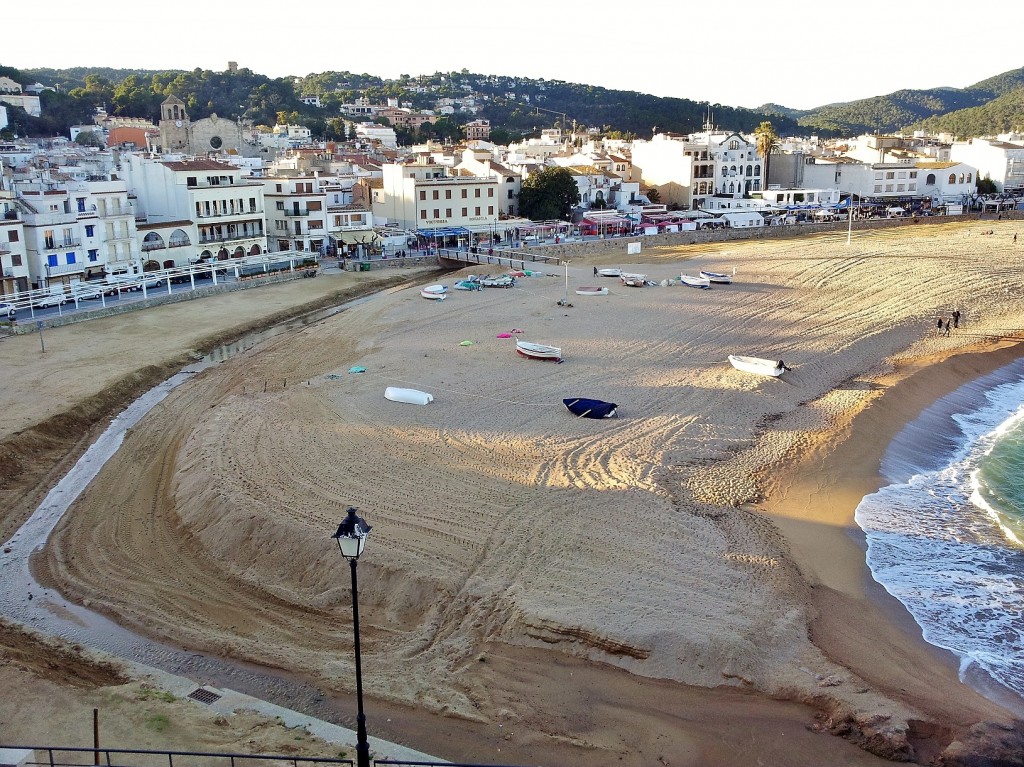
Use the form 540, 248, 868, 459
333, 508, 372, 767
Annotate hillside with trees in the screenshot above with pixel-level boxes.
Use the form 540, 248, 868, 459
4, 62, 1024, 143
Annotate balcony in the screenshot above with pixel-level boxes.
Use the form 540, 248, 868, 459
45, 262, 87, 277
283, 208, 309, 217
43, 240, 82, 251
199, 231, 264, 244
196, 207, 260, 219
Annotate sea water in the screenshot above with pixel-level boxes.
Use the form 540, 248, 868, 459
855, 358, 1024, 700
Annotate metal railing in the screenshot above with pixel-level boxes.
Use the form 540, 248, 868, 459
0, 746, 353, 767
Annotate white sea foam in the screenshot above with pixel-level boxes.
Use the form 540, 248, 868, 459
856, 365, 1024, 699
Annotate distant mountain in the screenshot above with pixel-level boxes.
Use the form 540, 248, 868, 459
910, 86, 1024, 136
790, 66, 1024, 135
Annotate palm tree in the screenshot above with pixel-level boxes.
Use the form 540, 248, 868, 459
754, 121, 779, 191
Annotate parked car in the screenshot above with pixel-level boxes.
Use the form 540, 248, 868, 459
32, 289, 68, 308
0, 301, 16, 320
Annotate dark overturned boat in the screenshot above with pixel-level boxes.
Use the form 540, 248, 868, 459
563, 397, 618, 419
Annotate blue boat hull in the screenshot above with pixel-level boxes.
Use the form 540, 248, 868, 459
563, 398, 618, 418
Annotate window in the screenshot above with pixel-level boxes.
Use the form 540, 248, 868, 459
77, 198, 86, 212
249, 197, 257, 211
874, 184, 883, 193
445, 189, 452, 199
949, 174, 956, 184
276, 201, 285, 210
276, 184, 283, 192
966, 174, 972, 183
487, 188, 494, 197
461, 207, 468, 216
47, 254, 58, 267
488, 206, 494, 215
419, 191, 426, 201
885, 172, 895, 180
433, 209, 440, 218
910, 171, 918, 179
958, 174, 965, 184
874, 172, 883, 181
11, 253, 21, 266
474, 188, 481, 198
461, 189, 468, 198
897, 171, 906, 179
926, 173, 936, 185
721, 167, 727, 177
474, 206, 480, 215
66, 252, 76, 264
276, 221, 287, 230
187, 177, 197, 187
432, 190, 439, 200
88, 249, 99, 261
420, 210, 427, 219
85, 225, 95, 237
897, 184, 905, 192
909, 183, 917, 191
445, 208, 452, 217
508, 189, 514, 199
44, 230, 55, 248
885, 184, 893, 192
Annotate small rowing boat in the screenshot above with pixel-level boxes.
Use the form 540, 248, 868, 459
597, 268, 622, 278
516, 340, 563, 362
563, 397, 617, 418
679, 274, 711, 289
479, 275, 516, 288
700, 269, 734, 284
620, 273, 647, 287
727, 355, 788, 377
421, 285, 447, 300
575, 286, 609, 296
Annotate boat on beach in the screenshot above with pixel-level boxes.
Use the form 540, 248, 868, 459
420, 285, 447, 300
563, 397, 618, 418
384, 387, 434, 405
454, 277, 481, 291
575, 286, 609, 296
620, 273, 647, 287
516, 340, 563, 362
597, 268, 622, 277
680, 274, 711, 289
727, 355, 787, 377
479, 275, 516, 288
700, 269, 734, 284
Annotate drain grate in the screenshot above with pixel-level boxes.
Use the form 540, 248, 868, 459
187, 687, 223, 705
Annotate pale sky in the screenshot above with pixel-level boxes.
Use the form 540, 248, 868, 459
11, 0, 1024, 111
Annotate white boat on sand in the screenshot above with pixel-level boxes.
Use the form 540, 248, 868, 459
680, 274, 711, 289
420, 285, 447, 300
700, 269, 734, 284
620, 273, 647, 287
516, 340, 563, 362
597, 268, 622, 278
728, 355, 788, 377
575, 286, 609, 296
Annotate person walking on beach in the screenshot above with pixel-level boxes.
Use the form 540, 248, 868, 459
937, 316, 944, 334
944, 319, 952, 337
952, 310, 961, 328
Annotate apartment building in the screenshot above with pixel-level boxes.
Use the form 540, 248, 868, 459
950, 138, 1024, 192
262, 174, 328, 253
0, 177, 28, 296
122, 156, 266, 264
630, 130, 764, 209
13, 178, 139, 290
375, 156, 500, 233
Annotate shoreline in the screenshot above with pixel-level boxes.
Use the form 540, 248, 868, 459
761, 338, 1024, 723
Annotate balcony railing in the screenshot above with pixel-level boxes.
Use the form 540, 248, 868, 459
199, 231, 264, 244
43, 240, 82, 251
141, 242, 166, 252
196, 207, 260, 218
284, 208, 309, 217
45, 262, 87, 277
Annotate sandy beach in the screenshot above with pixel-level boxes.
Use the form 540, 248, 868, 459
2, 219, 1024, 766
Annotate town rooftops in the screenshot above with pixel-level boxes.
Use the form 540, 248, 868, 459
160, 159, 238, 172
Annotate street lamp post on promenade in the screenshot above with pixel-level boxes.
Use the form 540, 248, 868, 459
333, 507, 373, 767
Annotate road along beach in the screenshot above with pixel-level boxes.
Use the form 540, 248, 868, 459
3, 221, 1024, 765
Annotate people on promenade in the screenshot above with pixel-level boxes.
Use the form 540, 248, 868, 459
944, 319, 952, 337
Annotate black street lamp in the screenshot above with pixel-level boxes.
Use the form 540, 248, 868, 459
333, 507, 373, 767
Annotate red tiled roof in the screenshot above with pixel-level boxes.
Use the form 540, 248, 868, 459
161, 159, 236, 171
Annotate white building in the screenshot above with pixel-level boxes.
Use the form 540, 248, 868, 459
353, 123, 398, 149
453, 148, 521, 218
629, 129, 764, 209
0, 77, 41, 118
375, 156, 500, 235
950, 138, 1024, 192
122, 156, 267, 266
262, 174, 328, 253
0, 176, 29, 296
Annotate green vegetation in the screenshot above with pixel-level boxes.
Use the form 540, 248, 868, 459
517, 166, 581, 220
4, 62, 1024, 143
145, 714, 170, 732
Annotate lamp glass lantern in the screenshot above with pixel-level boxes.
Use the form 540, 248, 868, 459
333, 507, 372, 559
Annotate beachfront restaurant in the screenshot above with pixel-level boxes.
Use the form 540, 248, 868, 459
414, 226, 473, 252
579, 215, 632, 237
